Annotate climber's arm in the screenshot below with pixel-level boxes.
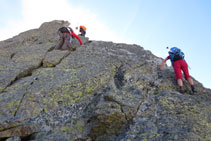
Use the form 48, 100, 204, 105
160, 56, 169, 71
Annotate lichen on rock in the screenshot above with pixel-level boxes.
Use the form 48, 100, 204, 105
0, 20, 211, 141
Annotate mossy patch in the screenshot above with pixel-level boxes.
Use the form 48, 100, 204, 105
89, 113, 127, 140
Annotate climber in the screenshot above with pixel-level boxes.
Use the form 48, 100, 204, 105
160, 47, 195, 93
54, 26, 82, 50
79, 25, 86, 36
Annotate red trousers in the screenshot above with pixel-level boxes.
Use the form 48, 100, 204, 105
173, 59, 191, 80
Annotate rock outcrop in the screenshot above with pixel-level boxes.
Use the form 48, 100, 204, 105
0, 20, 210, 141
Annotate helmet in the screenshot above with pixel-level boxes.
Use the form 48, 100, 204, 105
80, 25, 86, 31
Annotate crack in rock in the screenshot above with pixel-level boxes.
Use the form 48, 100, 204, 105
13, 91, 28, 117
10, 53, 16, 59
104, 95, 128, 121
1, 47, 54, 92
51, 51, 71, 68
114, 65, 125, 89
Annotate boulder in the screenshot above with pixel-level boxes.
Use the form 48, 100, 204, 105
0, 20, 210, 141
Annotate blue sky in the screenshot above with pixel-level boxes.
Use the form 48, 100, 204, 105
0, 0, 210, 88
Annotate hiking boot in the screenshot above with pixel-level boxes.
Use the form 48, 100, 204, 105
179, 87, 185, 93
191, 85, 196, 94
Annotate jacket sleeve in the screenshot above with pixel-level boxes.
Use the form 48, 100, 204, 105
71, 32, 82, 45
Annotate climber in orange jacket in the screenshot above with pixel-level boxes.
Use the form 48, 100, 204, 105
79, 25, 86, 37
55, 27, 82, 50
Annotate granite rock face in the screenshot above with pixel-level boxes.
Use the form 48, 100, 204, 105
0, 20, 211, 141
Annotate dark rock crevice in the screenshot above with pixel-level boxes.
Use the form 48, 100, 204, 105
21, 132, 37, 141
3, 63, 40, 90
13, 91, 27, 117
0, 137, 7, 141
10, 53, 16, 59
47, 46, 55, 52
0, 68, 33, 93
114, 65, 125, 89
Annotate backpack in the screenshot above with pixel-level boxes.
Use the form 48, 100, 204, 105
168, 47, 185, 63
58, 27, 70, 33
